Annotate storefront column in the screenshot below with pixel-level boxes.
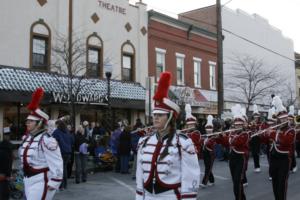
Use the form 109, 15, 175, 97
0, 106, 3, 141
51, 108, 59, 119
75, 113, 81, 130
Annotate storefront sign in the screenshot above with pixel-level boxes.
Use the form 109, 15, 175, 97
52, 92, 108, 105
98, 0, 126, 15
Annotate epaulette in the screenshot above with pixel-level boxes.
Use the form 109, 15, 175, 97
137, 132, 154, 148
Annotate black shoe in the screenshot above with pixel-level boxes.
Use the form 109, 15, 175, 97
82, 180, 87, 182
76, 181, 80, 184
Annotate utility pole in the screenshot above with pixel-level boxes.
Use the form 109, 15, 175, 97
217, 0, 224, 117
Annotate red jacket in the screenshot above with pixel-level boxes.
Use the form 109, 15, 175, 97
187, 130, 202, 155
229, 131, 250, 155
267, 126, 296, 157
203, 137, 216, 151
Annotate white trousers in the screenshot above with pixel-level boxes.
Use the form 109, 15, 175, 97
24, 172, 56, 200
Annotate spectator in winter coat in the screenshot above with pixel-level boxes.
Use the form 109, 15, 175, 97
52, 120, 74, 190
110, 122, 123, 172
0, 132, 13, 200
119, 126, 132, 174
74, 126, 89, 184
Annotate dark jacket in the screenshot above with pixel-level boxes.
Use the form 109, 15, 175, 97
74, 132, 88, 153
52, 128, 74, 154
118, 131, 131, 156
0, 140, 13, 177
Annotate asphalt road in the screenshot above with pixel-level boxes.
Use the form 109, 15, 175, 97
54, 157, 300, 200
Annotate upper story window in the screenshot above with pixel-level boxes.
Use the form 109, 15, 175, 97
193, 57, 202, 88
176, 53, 185, 85
121, 41, 135, 81
155, 48, 166, 82
209, 61, 216, 90
86, 33, 103, 78
30, 20, 51, 71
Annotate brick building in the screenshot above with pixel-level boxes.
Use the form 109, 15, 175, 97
148, 10, 218, 117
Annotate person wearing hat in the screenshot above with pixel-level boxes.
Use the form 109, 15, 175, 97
135, 72, 200, 200
200, 115, 216, 188
217, 104, 250, 200
287, 105, 297, 173
259, 107, 277, 181
266, 96, 296, 200
184, 104, 202, 159
19, 88, 63, 200
249, 104, 262, 173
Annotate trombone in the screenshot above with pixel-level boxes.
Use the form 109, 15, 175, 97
250, 121, 288, 138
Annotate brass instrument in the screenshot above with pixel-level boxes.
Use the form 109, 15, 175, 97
250, 121, 288, 138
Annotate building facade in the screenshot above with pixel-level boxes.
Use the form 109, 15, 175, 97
148, 10, 218, 119
0, 0, 148, 140
295, 52, 300, 107
180, 5, 296, 113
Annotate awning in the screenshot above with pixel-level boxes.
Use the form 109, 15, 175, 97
0, 66, 146, 109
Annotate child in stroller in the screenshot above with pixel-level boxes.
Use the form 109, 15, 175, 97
94, 137, 116, 171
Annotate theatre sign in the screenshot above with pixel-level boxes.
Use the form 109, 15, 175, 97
52, 92, 108, 105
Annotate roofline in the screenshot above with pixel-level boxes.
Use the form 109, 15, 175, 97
148, 10, 217, 38
179, 4, 216, 15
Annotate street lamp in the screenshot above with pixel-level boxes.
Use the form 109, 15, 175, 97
104, 63, 113, 131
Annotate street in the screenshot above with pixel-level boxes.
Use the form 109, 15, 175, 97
54, 157, 300, 200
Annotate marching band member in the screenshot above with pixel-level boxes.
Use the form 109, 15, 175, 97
260, 107, 277, 180
184, 104, 202, 159
288, 106, 297, 173
266, 96, 296, 200
19, 88, 63, 200
200, 115, 216, 188
217, 104, 250, 200
135, 72, 200, 200
250, 104, 262, 172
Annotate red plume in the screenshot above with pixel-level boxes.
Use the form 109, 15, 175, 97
153, 72, 171, 101
27, 87, 44, 111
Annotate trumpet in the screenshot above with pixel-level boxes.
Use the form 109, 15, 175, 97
250, 121, 288, 138
203, 128, 243, 138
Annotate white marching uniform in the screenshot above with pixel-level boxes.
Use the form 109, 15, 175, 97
136, 132, 200, 200
19, 130, 63, 200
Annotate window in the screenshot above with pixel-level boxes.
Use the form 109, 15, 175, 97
30, 20, 51, 71
176, 53, 185, 85
87, 48, 100, 77
155, 48, 166, 81
86, 33, 103, 78
209, 61, 216, 90
121, 41, 135, 81
32, 36, 48, 70
122, 54, 133, 81
193, 57, 202, 87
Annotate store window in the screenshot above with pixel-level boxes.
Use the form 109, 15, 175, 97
155, 48, 166, 82
193, 57, 202, 87
30, 20, 51, 71
86, 33, 103, 78
176, 53, 185, 85
121, 41, 135, 81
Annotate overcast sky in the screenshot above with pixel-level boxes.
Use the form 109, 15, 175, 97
130, 0, 300, 54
